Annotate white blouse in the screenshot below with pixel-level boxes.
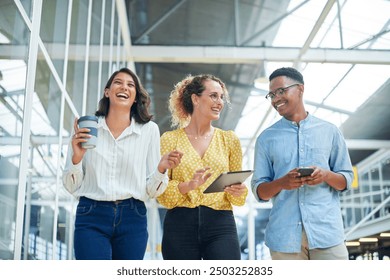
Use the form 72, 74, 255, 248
62, 117, 168, 202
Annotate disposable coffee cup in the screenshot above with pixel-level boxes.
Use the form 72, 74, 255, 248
77, 115, 98, 149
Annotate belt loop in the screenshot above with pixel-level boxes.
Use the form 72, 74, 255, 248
130, 197, 134, 209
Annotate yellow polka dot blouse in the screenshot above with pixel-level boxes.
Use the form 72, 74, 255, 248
157, 128, 248, 210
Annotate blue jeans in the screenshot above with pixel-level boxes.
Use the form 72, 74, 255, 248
162, 206, 241, 260
74, 196, 148, 260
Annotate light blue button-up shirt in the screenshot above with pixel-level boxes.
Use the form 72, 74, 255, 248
251, 114, 353, 253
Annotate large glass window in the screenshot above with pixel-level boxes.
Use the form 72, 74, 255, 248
0, 0, 30, 260
381, 158, 390, 216
0, 0, 122, 260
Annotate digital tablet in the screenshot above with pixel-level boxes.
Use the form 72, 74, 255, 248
203, 170, 253, 193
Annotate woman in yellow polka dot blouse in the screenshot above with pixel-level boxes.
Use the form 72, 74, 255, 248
157, 74, 248, 260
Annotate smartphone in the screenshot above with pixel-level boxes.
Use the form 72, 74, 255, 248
297, 167, 314, 177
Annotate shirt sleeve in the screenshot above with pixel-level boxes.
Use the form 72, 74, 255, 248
251, 133, 273, 202
225, 130, 248, 206
157, 175, 190, 208
145, 124, 169, 198
330, 128, 354, 191
156, 131, 188, 208
62, 141, 84, 195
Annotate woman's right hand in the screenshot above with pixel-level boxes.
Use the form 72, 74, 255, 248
178, 167, 212, 194
71, 117, 90, 165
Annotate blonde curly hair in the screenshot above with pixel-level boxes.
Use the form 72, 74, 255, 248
168, 74, 230, 128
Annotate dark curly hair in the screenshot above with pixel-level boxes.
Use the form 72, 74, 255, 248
95, 68, 152, 124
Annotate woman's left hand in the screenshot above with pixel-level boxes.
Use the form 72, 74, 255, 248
224, 183, 247, 197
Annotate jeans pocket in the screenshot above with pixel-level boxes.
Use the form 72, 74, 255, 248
76, 203, 94, 216
134, 201, 147, 218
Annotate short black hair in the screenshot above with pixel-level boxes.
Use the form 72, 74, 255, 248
269, 67, 304, 84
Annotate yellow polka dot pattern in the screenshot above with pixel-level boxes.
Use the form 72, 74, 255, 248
157, 128, 248, 210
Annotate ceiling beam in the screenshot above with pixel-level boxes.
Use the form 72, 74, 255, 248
116, 0, 135, 71
129, 46, 390, 65
305, 100, 353, 115
3, 44, 387, 65
293, 0, 336, 68
345, 140, 390, 150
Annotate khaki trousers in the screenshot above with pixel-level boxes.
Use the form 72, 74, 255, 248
270, 229, 349, 260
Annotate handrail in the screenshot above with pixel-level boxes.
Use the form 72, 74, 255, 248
345, 195, 390, 238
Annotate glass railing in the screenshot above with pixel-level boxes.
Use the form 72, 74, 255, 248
341, 149, 390, 234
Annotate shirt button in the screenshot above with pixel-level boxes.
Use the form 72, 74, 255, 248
300, 149, 304, 152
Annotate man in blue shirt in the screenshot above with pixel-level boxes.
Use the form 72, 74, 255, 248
251, 67, 353, 260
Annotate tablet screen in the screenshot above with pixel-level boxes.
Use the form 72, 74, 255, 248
203, 170, 253, 193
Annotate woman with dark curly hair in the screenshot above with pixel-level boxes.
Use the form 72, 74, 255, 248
63, 67, 182, 260
157, 74, 248, 260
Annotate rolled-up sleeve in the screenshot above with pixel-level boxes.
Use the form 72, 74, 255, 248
146, 125, 169, 198
330, 128, 354, 191
251, 136, 273, 202
62, 145, 84, 195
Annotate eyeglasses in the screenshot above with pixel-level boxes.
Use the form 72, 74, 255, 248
265, 83, 301, 100
207, 93, 225, 104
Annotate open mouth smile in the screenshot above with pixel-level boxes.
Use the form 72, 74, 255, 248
116, 93, 129, 99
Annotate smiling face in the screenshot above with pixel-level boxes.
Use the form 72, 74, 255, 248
269, 75, 305, 120
194, 79, 225, 121
104, 72, 137, 110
